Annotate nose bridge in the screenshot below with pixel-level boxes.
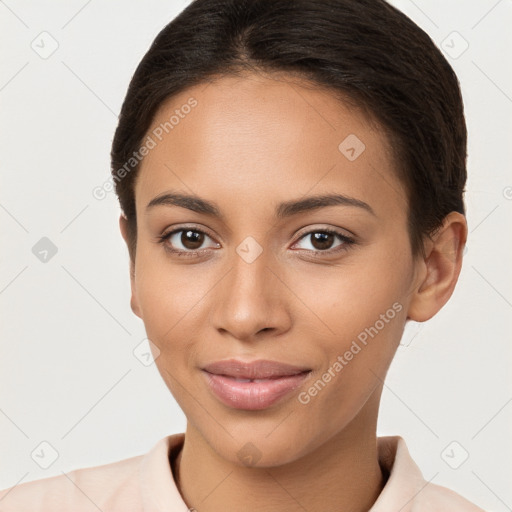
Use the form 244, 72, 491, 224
226, 243, 275, 313
231, 246, 271, 298
210, 240, 289, 339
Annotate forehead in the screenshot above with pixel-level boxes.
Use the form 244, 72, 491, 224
135, 72, 407, 222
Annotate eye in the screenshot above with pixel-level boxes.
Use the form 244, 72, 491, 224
157, 225, 355, 258
292, 228, 355, 255
157, 226, 220, 257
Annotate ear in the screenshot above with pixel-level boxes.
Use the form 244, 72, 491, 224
119, 214, 142, 319
407, 212, 467, 322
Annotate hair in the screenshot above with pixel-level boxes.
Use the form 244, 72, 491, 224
111, 0, 467, 263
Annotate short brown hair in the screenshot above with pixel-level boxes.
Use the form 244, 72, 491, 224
111, 0, 467, 262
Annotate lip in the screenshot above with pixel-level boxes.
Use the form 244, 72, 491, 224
202, 358, 311, 379
202, 359, 311, 410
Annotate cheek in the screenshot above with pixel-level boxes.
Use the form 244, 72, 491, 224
133, 250, 210, 345
294, 271, 408, 433
291, 242, 412, 401
302, 275, 406, 389
133, 254, 208, 399
135, 242, 211, 316
293, 251, 411, 341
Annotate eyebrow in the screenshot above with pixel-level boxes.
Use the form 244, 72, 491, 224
146, 191, 375, 219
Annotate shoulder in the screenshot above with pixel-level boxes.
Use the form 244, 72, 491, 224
412, 481, 487, 511
374, 436, 486, 512
0, 453, 144, 512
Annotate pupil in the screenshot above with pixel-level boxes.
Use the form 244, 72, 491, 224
182, 230, 203, 250
312, 232, 333, 250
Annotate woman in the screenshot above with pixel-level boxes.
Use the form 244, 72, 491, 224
0, 0, 486, 510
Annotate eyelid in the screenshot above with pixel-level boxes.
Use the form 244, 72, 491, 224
293, 224, 356, 242
160, 223, 218, 242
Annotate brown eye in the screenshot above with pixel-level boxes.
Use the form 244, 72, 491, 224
180, 230, 205, 250
309, 232, 336, 251
293, 228, 355, 255
158, 226, 220, 256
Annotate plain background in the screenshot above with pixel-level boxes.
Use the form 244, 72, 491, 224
0, 0, 511, 510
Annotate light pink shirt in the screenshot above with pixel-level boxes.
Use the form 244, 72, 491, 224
0, 434, 485, 511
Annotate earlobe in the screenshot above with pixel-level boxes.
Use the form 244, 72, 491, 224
119, 214, 142, 319
407, 212, 467, 322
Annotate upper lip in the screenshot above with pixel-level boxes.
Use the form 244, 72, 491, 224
202, 359, 311, 379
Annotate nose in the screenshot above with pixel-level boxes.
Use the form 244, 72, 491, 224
209, 247, 292, 343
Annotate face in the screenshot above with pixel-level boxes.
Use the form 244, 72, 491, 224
125, 72, 422, 467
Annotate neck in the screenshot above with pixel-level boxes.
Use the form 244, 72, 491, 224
172, 392, 385, 512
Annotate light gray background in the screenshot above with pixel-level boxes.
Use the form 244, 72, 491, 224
0, 1, 511, 510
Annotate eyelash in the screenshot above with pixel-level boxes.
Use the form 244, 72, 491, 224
156, 225, 356, 259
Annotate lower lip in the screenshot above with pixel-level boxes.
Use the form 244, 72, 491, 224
202, 370, 310, 410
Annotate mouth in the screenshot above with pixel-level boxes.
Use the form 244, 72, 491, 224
201, 359, 312, 410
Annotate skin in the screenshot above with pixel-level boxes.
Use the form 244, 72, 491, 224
119, 71, 467, 512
